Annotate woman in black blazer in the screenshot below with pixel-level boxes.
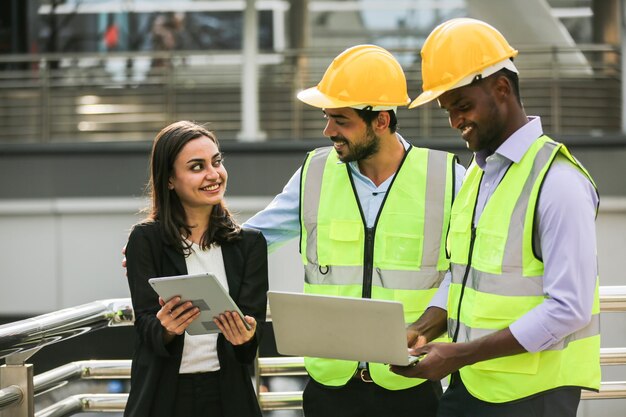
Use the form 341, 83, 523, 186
124, 121, 267, 417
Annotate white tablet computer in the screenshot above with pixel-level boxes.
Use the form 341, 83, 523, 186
148, 272, 250, 336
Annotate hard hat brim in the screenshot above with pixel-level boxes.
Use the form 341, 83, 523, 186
410, 57, 519, 109
298, 86, 410, 110
297, 86, 357, 109
409, 89, 444, 109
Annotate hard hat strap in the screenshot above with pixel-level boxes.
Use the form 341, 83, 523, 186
452, 59, 519, 91
351, 104, 398, 112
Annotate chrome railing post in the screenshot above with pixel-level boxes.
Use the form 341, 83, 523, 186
39, 58, 50, 143
292, 53, 307, 141
166, 52, 176, 123
0, 363, 33, 417
550, 46, 561, 134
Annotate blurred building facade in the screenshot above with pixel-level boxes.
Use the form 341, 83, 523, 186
0, 1, 625, 416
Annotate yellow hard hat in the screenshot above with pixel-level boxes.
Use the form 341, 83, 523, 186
410, 18, 519, 108
297, 44, 410, 110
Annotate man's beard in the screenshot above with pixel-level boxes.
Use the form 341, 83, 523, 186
333, 126, 380, 163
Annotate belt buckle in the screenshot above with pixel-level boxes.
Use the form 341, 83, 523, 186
359, 368, 373, 383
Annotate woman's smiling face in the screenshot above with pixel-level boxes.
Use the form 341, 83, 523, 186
168, 135, 227, 214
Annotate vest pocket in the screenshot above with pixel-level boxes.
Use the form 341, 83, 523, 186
448, 213, 471, 262
324, 220, 362, 264
472, 228, 506, 272
471, 351, 540, 375
329, 219, 361, 241
379, 232, 423, 268
465, 292, 540, 375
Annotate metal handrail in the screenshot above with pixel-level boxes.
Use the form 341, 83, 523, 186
0, 385, 22, 410
0, 299, 134, 365
35, 394, 127, 417
0, 344, 621, 405
259, 391, 304, 411
0, 286, 624, 413
258, 356, 306, 376
21, 383, 626, 416
0, 44, 620, 143
258, 382, 626, 405
581, 382, 626, 400
599, 348, 626, 365
599, 285, 626, 312
258, 347, 626, 373
33, 360, 131, 396
26, 384, 626, 415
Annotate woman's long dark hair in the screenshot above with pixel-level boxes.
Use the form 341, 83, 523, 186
145, 120, 241, 254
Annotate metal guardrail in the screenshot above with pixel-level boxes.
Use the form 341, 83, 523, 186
581, 382, 626, 400
254, 351, 623, 374
0, 300, 133, 417
36, 394, 127, 417
0, 287, 625, 415
0, 385, 22, 410
33, 392, 307, 416
0, 299, 134, 366
600, 285, 626, 312
2, 346, 624, 416
33, 360, 131, 395
0, 45, 621, 144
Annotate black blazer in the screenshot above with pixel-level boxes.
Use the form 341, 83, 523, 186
124, 221, 267, 417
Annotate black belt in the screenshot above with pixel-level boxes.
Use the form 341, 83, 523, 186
352, 368, 373, 383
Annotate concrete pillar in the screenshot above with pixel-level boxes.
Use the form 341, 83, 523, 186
237, 0, 266, 142
289, 0, 310, 140
593, 0, 620, 45
622, 0, 626, 133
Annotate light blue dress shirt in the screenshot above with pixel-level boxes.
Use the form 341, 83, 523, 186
245, 135, 464, 247
431, 116, 599, 353
244, 134, 465, 296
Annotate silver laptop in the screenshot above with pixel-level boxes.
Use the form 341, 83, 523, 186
268, 291, 420, 366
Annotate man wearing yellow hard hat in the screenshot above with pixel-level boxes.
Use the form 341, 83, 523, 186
391, 18, 600, 417
245, 44, 464, 416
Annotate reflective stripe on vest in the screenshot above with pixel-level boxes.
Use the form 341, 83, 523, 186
300, 145, 454, 390
448, 135, 601, 403
448, 314, 600, 350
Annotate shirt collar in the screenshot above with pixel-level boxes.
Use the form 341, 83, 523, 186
475, 116, 543, 168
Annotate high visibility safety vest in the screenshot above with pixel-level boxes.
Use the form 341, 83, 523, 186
299, 145, 456, 390
448, 135, 601, 403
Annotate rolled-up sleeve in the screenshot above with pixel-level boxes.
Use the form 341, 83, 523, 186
243, 168, 302, 253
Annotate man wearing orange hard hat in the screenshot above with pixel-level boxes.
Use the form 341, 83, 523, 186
391, 18, 600, 417
246, 44, 464, 416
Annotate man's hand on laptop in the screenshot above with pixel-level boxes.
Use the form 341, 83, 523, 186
406, 306, 448, 348
407, 329, 427, 349
391, 342, 465, 381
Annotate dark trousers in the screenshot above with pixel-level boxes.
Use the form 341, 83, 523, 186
437, 373, 581, 417
173, 371, 222, 417
303, 377, 442, 417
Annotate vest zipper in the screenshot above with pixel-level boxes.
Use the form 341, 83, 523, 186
362, 227, 375, 299
360, 146, 411, 299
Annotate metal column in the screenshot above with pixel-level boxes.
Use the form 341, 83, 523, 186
238, 0, 266, 141
0, 364, 33, 417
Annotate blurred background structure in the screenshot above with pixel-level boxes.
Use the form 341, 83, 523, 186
0, 0, 625, 416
